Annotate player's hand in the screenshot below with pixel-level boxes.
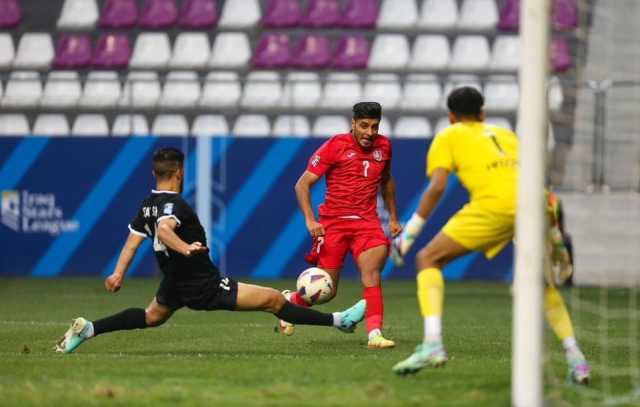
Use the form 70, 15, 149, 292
185, 242, 208, 257
305, 219, 325, 238
389, 219, 403, 237
105, 273, 124, 293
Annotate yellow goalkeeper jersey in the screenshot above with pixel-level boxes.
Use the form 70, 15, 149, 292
427, 121, 519, 212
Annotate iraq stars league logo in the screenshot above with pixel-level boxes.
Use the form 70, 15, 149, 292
1, 190, 20, 231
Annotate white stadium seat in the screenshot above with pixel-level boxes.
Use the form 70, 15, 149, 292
418, 0, 458, 30
379, 115, 392, 137
434, 117, 451, 135
491, 36, 521, 71
0, 114, 30, 136
0, 34, 15, 68
191, 115, 229, 136
485, 117, 513, 131
401, 74, 442, 111
57, 0, 99, 30
80, 71, 121, 108
272, 115, 311, 137
0, 81, 3, 104
457, 0, 498, 31
233, 114, 271, 137
41, 71, 81, 108
281, 72, 322, 109
321, 73, 362, 110
240, 71, 282, 109
170, 33, 210, 69
484, 76, 519, 112
208, 33, 251, 69
119, 71, 160, 108
200, 71, 241, 109
450, 35, 490, 71
159, 71, 200, 109
369, 34, 410, 70
111, 115, 149, 136
72, 114, 109, 136
377, 0, 418, 29
2, 71, 42, 107
152, 114, 189, 136
410, 35, 450, 70
218, 0, 261, 29
363, 74, 401, 110
394, 117, 433, 138
129, 33, 171, 69
33, 114, 70, 136
13, 33, 54, 69
548, 76, 564, 111
313, 115, 349, 138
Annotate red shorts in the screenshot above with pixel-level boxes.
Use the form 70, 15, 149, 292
305, 217, 389, 270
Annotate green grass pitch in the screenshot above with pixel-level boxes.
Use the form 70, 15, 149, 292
0, 278, 636, 406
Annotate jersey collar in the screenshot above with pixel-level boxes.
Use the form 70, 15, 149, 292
151, 189, 178, 194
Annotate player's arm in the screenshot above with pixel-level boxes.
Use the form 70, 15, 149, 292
295, 171, 324, 237
157, 218, 208, 257
380, 166, 402, 236
105, 232, 145, 293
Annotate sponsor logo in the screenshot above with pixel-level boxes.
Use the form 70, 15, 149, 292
373, 150, 382, 162
0, 190, 79, 235
163, 203, 174, 215
346, 151, 356, 159
311, 154, 321, 167
1, 190, 19, 231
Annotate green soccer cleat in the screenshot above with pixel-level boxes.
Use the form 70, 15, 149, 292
392, 342, 448, 376
567, 351, 591, 385
55, 317, 92, 354
389, 237, 405, 267
336, 299, 366, 333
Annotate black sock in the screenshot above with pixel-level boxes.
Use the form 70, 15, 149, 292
274, 302, 333, 326
93, 308, 147, 336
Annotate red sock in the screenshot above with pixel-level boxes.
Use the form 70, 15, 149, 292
363, 286, 383, 333
290, 291, 310, 307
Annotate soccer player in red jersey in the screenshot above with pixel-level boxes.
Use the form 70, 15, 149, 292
280, 102, 402, 349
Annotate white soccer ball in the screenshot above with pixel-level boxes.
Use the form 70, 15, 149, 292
296, 267, 334, 305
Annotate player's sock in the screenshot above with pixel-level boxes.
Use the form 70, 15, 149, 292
289, 291, 311, 307
544, 285, 576, 344
275, 302, 332, 326
417, 268, 444, 343
93, 308, 147, 336
363, 286, 383, 335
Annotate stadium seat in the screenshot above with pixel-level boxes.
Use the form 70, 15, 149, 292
263, 0, 301, 28
33, 114, 70, 136
302, 0, 339, 28
240, 71, 282, 109
99, 0, 138, 28
321, 72, 362, 110
152, 114, 189, 136
281, 72, 322, 109
410, 35, 450, 70
218, 0, 260, 29
490, 35, 520, 71
363, 74, 401, 110
312, 115, 349, 137
130, 32, 171, 69
233, 115, 271, 137
200, 71, 241, 108
191, 114, 229, 136
41, 71, 82, 108
111, 114, 149, 136
13, 33, 54, 69
253, 33, 291, 69
272, 115, 311, 137
450, 35, 490, 71
369, 34, 410, 70
418, 0, 457, 30
139, 0, 177, 28
0, 82, 4, 106
80, 71, 121, 108
379, 115, 392, 137
72, 114, 109, 136
0, 0, 22, 29
209, 33, 251, 68
0, 34, 15, 68
2, 71, 42, 107
497, 0, 518, 31
377, 0, 417, 29
292, 35, 330, 69
119, 71, 160, 107
341, 0, 378, 28
159, 71, 200, 108
331, 35, 369, 69
553, 0, 577, 30
551, 37, 572, 72
394, 116, 432, 138
457, 0, 498, 31
548, 76, 564, 111
0, 114, 30, 136
484, 76, 519, 112
401, 74, 442, 111
178, 0, 217, 29
486, 117, 513, 131
57, 0, 99, 30
170, 33, 210, 69
434, 117, 451, 135
91, 33, 131, 69
53, 34, 92, 69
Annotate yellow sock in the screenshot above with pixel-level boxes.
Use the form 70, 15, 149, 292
417, 268, 444, 317
544, 285, 575, 341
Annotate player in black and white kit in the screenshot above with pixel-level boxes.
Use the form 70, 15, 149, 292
55, 147, 366, 354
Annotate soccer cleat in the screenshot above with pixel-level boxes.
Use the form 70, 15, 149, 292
367, 332, 396, 349
277, 290, 296, 336
389, 236, 405, 267
336, 299, 366, 333
567, 352, 591, 385
392, 342, 448, 376
55, 317, 91, 354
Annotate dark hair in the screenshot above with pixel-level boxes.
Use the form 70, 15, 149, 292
152, 147, 184, 180
446, 86, 484, 119
353, 101, 382, 120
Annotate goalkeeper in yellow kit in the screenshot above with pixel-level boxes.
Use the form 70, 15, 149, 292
391, 87, 590, 384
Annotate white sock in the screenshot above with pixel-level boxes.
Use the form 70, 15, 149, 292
368, 329, 382, 340
332, 312, 341, 328
84, 321, 95, 338
563, 337, 579, 354
424, 316, 442, 343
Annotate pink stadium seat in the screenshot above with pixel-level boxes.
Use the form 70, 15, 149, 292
341, 0, 378, 28
497, 0, 518, 31
91, 33, 131, 69
99, 0, 138, 28
292, 35, 330, 69
0, 0, 21, 28
53, 34, 92, 69
177, 0, 217, 28
551, 37, 571, 72
262, 0, 301, 28
139, 0, 177, 29
553, 0, 577, 30
302, 0, 339, 28
331, 35, 369, 69
252, 33, 290, 69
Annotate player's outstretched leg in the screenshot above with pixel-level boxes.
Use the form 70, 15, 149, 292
277, 290, 310, 336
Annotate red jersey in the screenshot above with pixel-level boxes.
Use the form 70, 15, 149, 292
306, 133, 392, 220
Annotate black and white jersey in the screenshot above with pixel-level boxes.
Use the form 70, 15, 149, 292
129, 190, 218, 281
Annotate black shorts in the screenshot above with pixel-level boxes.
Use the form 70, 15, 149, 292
155, 275, 238, 311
